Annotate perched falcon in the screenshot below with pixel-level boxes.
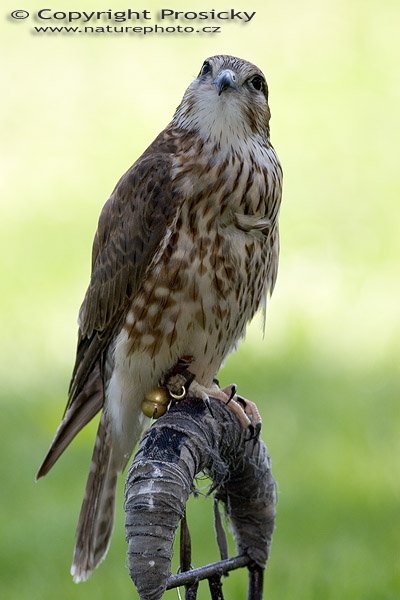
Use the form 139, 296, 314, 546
37, 55, 283, 582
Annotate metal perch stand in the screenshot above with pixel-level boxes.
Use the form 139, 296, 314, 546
124, 395, 276, 600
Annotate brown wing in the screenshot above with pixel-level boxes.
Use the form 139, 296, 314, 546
70, 151, 179, 399
37, 149, 182, 478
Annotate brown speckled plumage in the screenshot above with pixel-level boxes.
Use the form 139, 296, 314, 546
37, 55, 283, 582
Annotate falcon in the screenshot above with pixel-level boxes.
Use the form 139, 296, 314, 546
37, 55, 283, 582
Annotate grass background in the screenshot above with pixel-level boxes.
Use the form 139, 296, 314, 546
1, 0, 399, 598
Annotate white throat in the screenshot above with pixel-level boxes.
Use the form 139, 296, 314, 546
173, 85, 255, 149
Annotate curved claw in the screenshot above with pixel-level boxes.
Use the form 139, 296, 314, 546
254, 422, 262, 439
223, 384, 237, 404
234, 395, 247, 409
204, 396, 215, 418
245, 421, 262, 444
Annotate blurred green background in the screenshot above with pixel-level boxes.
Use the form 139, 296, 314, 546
1, 0, 399, 598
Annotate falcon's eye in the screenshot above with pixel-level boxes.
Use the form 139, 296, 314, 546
200, 61, 211, 76
249, 75, 265, 93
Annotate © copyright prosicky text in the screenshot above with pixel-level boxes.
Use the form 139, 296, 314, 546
9, 8, 257, 23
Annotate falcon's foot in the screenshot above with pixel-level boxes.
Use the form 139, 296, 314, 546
163, 366, 262, 440
232, 391, 263, 441
188, 380, 262, 441
220, 385, 262, 440
189, 380, 231, 405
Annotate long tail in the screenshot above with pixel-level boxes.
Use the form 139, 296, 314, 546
36, 362, 103, 480
71, 413, 119, 583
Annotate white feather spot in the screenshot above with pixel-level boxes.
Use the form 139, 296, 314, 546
148, 303, 160, 317
154, 286, 170, 298
134, 320, 146, 333
160, 320, 174, 334
125, 311, 135, 326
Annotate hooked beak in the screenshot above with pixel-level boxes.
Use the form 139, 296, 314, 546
213, 69, 238, 96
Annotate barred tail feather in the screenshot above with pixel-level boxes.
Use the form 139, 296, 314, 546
71, 413, 118, 583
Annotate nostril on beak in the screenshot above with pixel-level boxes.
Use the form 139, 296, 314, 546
214, 70, 238, 96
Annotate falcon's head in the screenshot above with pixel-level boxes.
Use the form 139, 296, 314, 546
173, 55, 271, 143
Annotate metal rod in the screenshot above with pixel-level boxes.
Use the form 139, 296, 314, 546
247, 566, 264, 600
184, 584, 199, 600
208, 574, 225, 600
166, 555, 251, 590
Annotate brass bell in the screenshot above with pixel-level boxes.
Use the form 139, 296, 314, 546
141, 387, 169, 419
